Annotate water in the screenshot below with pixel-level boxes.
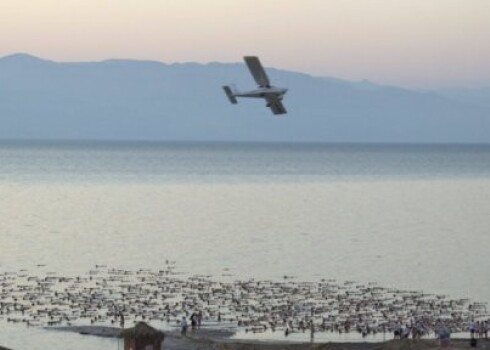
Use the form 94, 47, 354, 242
1, 141, 490, 183
1, 141, 490, 349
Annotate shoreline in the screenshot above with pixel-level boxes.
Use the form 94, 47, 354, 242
46, 325, 489, 350
50, 325, 235, 339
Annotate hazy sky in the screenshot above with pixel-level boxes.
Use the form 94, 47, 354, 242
1, 0, 489, 88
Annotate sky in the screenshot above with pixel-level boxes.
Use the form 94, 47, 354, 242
1, 0, 489, 89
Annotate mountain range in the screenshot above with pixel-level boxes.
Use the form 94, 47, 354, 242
0, 53, 489, 143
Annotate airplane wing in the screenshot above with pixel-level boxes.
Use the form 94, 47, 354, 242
244, 56, 270, 87
265, 94, 287, 115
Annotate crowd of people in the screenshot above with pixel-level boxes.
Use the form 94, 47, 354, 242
468, 320, 489, 339
180, 311, 203, 334
1, 264, 488, 343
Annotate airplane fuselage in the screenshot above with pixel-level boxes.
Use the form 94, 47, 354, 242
235, 86, 287, 99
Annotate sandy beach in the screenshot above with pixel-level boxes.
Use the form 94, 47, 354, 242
44, 325, 489, 350
212, 339, 488, 350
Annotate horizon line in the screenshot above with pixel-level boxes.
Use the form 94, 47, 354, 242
2, 52, 488, 91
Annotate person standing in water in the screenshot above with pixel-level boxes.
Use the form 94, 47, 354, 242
197, 311, 202, 329
181, 316, 188, 335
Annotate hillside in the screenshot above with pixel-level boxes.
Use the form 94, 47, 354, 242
1, 53, 489, 143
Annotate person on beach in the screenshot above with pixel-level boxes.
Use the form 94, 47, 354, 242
394, 322, 402, 339
197, 311, 202, 329
469, 320, 476, 338
411, 324, 418, 339
402, 324, 411, 339
299, 319, 306, 332
479, 320, 486, 338
190, 312, 197, 330
439, 327, 451, 348
434, 319, 442, 339
477, 321, 482, 338
119, 312, 124, 328
181, 316, 188, 335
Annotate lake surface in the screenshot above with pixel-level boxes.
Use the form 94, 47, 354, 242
1, 141, 489, 349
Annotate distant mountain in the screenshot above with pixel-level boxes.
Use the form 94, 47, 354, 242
437, 87, 490, 109
1, 53, 489, 143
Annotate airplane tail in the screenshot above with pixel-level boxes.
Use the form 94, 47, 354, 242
223, 85, 238, 104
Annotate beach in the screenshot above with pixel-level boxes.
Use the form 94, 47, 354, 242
44, 325, 490, 350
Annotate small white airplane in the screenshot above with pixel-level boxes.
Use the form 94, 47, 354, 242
223, 56, 288, 115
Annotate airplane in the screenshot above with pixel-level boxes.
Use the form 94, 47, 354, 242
223, 56, 288, 115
